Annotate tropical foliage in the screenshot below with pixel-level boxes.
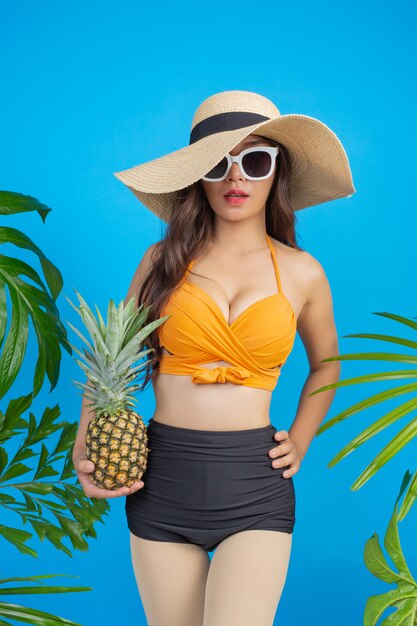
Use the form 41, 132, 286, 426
310, 310, 417, 623
364, 472, 417, 625
311, 312, 417, 506
0, 190, 109, 625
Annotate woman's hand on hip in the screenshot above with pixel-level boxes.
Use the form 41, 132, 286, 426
268, 430, 301, 478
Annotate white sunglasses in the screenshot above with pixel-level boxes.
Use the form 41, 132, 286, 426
202, 146, 279, 182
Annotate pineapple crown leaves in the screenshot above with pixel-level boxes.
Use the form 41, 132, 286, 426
65, 289, 169, 364
65, 292, 112, 361
65, 289, 169, 414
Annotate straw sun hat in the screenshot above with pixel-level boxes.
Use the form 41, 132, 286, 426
113, 90, 356, 222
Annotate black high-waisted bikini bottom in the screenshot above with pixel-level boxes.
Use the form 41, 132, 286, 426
126, 418, 296, 553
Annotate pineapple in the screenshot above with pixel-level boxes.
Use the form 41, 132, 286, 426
65, 289, 168, 490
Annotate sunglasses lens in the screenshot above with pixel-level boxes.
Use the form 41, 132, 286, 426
204, 157, 228, 180
242, 151, 272, 178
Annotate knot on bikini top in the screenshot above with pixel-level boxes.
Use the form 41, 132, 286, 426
191, 365, 253, 385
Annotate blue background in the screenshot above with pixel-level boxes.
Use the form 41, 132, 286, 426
1, 1, 416, 624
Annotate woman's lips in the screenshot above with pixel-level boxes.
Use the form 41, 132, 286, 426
223, 195, 249, 205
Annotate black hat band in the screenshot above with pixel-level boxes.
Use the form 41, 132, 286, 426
189, 111, 271, 144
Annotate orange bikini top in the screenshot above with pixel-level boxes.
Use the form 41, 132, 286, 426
157, 234, 296, 391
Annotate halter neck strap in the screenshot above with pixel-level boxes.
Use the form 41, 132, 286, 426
266, 234, 283, 294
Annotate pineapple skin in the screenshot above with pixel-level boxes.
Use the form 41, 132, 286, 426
85, 408, 150, 490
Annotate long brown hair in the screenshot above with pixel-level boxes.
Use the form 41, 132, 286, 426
137, 139, 304, 391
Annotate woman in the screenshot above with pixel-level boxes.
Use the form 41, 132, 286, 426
73, 90, 355, 626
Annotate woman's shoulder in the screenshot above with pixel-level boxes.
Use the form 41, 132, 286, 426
270, 236, 323, 270
270, 236, 329, 299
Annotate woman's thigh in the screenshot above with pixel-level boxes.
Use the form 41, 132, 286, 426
130, 531, 211, 626
203, 529, 293, 626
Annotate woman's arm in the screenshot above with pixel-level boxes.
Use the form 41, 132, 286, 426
287, 253, 341, 462
123, 242, 158, 312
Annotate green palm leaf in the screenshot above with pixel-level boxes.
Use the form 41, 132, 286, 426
0, 574, 91, 601
309, 311, 417, 504
350, 417, 417, 490
317, 383, 417, 435
0, 602, 83, 625
327, 397, 417, 471
0, 191, 72, 399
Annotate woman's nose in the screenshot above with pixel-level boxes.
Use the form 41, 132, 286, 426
227, 162, 245, 181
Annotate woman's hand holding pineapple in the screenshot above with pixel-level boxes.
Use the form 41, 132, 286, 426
73, 448, 145, 499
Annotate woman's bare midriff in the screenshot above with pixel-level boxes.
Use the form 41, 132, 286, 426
150, 239, 303, 432
151, 350, 275, 431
